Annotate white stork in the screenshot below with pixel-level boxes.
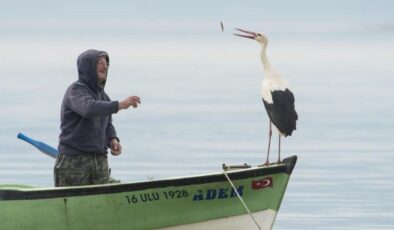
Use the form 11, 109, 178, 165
234, 28, 298, 165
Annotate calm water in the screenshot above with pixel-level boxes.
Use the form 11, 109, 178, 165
1, 1, 394, 229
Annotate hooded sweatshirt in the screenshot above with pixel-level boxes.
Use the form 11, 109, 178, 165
58, 49, 119, 155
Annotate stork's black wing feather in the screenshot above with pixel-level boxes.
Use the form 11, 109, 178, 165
263, 89, 298, 136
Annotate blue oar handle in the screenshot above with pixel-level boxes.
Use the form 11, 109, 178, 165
17, 132, 58, 159
17, 132, 121, 183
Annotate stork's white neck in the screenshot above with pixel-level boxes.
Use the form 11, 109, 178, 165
260, 44, 273, 73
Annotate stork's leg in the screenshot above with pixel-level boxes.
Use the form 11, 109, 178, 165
277, 134, 281, 163
265, 122, 272, 165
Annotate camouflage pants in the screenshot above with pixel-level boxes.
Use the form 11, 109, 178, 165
54, 153, 109, 187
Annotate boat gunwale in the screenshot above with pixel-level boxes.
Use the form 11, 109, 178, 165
0, 155, 297, 201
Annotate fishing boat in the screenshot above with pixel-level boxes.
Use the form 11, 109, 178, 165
0, 134, 297, 229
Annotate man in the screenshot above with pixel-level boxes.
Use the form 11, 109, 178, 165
54, 49, 140, 187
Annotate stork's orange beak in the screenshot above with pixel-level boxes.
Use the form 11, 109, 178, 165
233, 28, 257, 39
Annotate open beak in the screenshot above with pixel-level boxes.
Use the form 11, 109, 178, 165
233, 28, 257, 39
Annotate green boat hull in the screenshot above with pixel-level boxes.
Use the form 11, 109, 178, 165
0, 156, 297, 230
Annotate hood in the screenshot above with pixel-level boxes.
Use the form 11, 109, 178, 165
77, 49, 110, 91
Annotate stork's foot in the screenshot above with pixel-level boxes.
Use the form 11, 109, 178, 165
258, 161, 270, 167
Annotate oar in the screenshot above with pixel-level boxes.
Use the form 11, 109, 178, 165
17, 133, 58, 159
17, 132, 121, 183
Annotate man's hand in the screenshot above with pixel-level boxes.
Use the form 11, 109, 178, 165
119, 96, 141, 111
110, 138, 122, 156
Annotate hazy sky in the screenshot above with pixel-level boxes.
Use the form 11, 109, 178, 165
1, 0, 393, 40
1, 0, 393, 83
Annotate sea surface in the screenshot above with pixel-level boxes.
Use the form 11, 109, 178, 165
1, 1, 394, 229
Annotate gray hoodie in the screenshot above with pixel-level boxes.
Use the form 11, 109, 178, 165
58, 49, 119, 155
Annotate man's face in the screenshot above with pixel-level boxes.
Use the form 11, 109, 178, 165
97, 56, 108, 82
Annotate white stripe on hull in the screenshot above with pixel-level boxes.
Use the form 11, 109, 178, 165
159, 209, 277, 230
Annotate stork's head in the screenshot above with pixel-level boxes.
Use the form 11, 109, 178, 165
234, 28, 268, 46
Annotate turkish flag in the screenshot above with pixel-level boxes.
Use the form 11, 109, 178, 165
252, 177, 273, 190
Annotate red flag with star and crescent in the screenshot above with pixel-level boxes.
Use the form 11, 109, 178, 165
251, 177, 273, 190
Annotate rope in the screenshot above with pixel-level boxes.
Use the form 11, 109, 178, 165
223, 171, 262, 230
